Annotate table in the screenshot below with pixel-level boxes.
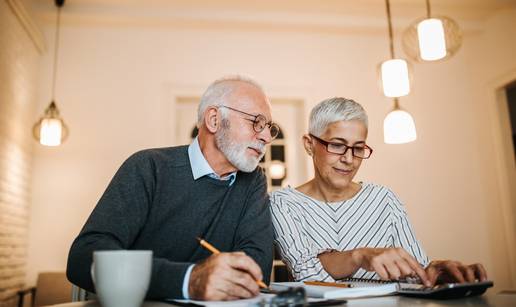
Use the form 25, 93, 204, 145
45, 293, 516, 307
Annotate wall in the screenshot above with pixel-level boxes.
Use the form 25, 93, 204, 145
469, 7, 516, 286
25, 4, 516, 291
0, 0, 41, 305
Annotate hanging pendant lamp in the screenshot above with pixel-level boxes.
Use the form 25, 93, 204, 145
379, 0, 412, 98
402, 0, 462, 62
379, 0, 417, 144
384, 99, 417, 144
33, 0, 69, 146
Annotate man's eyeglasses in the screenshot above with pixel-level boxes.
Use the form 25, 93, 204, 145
309, 134, 373, 159
219, 106, 280, 140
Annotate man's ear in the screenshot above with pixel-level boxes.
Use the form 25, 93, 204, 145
204, 107, 219, 133
302, 134, 314, 156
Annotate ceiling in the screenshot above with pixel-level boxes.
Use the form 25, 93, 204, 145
29, 0, 516, 32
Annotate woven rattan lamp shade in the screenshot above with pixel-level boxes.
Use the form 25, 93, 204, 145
402, 15, 462, 62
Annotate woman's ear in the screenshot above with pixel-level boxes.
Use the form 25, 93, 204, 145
204, 107, 219, 133
302, 134, 314, 156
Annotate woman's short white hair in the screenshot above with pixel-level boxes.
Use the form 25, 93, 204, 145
197, 75, 264, 126
309, 97, 368, 137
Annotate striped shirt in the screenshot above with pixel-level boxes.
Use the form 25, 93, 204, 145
270, 182, 429, 282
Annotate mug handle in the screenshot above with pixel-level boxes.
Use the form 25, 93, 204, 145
90, 263, 96, 283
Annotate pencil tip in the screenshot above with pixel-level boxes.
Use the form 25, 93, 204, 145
196, 237, 202, 242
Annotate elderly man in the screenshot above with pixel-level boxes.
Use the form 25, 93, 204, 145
67, 76, 280, 301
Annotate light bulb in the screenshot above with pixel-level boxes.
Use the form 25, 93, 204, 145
39, 118, 63, 146
269, 161, 286, 180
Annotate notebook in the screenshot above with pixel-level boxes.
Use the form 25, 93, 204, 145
271, 279, 494, 300
270, 279, 397, 299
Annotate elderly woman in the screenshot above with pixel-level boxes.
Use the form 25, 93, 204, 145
270, 97, 487, 287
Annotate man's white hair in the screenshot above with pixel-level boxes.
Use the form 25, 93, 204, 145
309, 97, 368, 137
197, 75, 265, 126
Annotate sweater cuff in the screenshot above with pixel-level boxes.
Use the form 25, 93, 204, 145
147, 259, 193, 299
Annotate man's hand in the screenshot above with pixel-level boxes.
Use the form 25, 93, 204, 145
355, 247, 431, 287
425, 260, 487, 285
188, 252, 263, 301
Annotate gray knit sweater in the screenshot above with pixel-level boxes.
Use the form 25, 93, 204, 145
66, 146, 273, 299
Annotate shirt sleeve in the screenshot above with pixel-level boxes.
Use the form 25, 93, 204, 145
387, 189, 430, 267
270, 192, 335, 282
182, 264, 195, 299
66, 151, 193, 299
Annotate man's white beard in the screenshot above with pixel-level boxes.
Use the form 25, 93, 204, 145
215, 119, 265, 172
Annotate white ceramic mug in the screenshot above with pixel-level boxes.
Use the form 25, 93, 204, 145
92, 250, 153, 307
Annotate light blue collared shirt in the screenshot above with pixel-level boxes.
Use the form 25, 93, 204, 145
181, 137, 237, 299
188, 137, 237, 185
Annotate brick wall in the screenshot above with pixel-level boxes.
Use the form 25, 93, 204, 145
0, 0, 41, 306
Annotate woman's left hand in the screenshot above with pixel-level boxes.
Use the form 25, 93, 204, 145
425, 260, 487, 285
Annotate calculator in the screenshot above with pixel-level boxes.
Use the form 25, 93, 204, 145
398, 280, 494, 299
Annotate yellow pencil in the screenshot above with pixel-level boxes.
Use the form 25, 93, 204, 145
196, 237, 268, 289
304, 281, 353, 288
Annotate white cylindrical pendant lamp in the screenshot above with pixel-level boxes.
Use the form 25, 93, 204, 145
380, 59, 411, 98
417, 18, 446, 61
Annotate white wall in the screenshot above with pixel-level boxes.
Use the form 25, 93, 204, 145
26, 5, 516, 290
0, 0, 41, 303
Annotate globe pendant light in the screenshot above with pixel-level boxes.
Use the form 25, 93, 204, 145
33, 0, 69, 146
402, 0, 462, 62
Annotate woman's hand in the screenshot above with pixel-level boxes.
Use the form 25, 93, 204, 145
318, 247, 430, 287
354, 247, 431, 287
425, 260, 487, 285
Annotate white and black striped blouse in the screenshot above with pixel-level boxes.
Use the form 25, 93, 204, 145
270, 182, 429, 282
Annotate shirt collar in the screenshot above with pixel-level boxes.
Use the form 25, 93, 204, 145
188, 137, 214, 180
188, 137, 237, 185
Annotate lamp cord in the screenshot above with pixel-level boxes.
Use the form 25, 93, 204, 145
393, 97, 400, 109
385, 0, 395, 59
425, 0, 431, 18
51, 5, 61, 101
